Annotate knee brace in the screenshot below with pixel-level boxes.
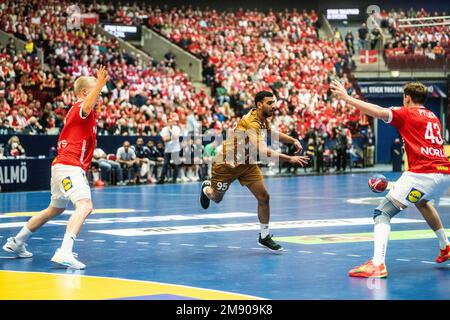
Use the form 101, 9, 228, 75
373, 197, 402, 223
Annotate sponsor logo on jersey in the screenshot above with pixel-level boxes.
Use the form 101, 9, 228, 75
62, 177, 73, 192
436, 166, 449, 171
406, 188, 424, 203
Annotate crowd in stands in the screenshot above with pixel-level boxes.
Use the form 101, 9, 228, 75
101, 5, 367, 136
378, 8, 450, 69
0, 0, 213, 137
0, 0, 377, 184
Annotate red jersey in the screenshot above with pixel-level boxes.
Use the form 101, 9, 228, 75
52, 101, 98, 171
386, 106, 450, 174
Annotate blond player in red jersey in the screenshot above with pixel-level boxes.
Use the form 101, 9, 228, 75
2, 66, 108, 269
331, 80, 450, 278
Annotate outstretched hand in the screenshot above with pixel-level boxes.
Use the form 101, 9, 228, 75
293, 140, 303, 155
96, 65, 109, 86
289, 155, 310, 167
330, 79, 348, 100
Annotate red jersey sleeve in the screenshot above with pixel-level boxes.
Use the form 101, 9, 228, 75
384, 107, 409, 129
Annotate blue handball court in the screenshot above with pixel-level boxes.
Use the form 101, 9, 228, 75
1, 168, 450, 300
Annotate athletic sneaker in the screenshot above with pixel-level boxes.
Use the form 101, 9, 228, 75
51, 249, 86, 269
258, 234, 283, 252
436, 244, 450, 263
200, 180, 211, 209
2, 237, 33, 258
348, 260, 388, 278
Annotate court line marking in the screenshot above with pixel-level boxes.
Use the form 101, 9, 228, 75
4, 235, 442, 264
0, 269, 265, 300
0, 212, 255, 226
95, 191, 344, 200
91, 218, 423, 236
158, 242, 171, 245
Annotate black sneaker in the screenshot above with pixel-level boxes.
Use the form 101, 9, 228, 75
200, 180, 211, 209
258, 234, 283, 252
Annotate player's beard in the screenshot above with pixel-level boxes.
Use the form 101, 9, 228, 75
263, 109, 274, 118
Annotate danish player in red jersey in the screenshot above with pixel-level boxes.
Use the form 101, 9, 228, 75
331, 80, 450, 278
2, 66, 108, 269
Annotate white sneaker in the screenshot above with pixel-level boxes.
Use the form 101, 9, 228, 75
3, 237, 33, 258
51, 249, 86, 269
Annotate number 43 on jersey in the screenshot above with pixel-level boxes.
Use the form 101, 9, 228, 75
425, 122, 444, 145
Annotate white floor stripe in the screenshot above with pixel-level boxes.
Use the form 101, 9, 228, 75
158, 242, 171, 245
298, 250, 312, 254
346, 254, 361, 257
250, 247, 264, 250
227, 246, 241, 249
136, 242, 149, 245
74, 239, 84, 242
204, 245, 217, 248
90, 218, 423, 236
114, 241, 127, 244
396, 258, 410, 262
93, 240, 106, 243
31, 237, 43, 240
322, 252, 337, 255
51, 238, 63, 241
180, 244, 194, 247
421, 261, 435, 264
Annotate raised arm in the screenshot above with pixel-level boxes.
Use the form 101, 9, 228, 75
82, 65, 109, 117
330, 79, 390, 122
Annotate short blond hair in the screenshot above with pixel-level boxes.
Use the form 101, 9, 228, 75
403, 82, 428, 104
73, 76, 97, 98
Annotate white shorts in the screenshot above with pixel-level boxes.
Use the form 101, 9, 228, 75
50, 164, 91, 208
387, 171, 450, 207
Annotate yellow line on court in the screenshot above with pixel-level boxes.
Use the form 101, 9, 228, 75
0, 270, 261, 300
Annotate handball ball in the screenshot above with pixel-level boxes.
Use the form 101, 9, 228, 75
368, 174, 388, 193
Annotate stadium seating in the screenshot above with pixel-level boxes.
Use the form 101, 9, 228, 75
381, 8, 449, 70
0, 1, 370, 173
